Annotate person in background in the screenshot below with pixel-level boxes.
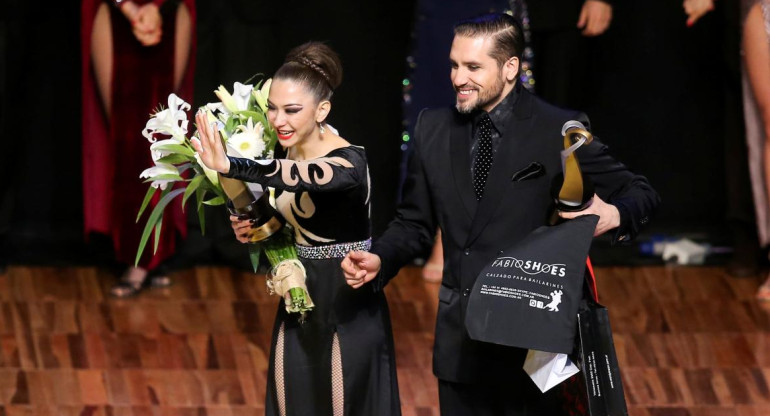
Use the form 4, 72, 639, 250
81, 0, 195, 296
527, 0, 611, 109
741, 0, 770, 299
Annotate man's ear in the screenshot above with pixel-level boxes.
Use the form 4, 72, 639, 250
505, 57, 520, 82
316, 100, 331, 123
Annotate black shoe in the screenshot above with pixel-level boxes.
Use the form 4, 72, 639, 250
110, 269, 172, 298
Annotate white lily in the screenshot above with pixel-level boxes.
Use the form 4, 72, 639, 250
205, 108, 219, 123
142, 93, 191, 142
205, 101, 228, 116
139, 162, 182, 190
253, 78, 272, 113
226, 118, 266, 160
195, 152, 220, 186
215, 85, 238, 113
232, 82, 254, 112
149, 137, 186, 162
215, 82, 253, 113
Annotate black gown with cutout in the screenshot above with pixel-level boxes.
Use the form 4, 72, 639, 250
224, 145, 401, 416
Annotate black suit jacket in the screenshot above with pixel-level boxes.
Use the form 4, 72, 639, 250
371, 84, 659, 384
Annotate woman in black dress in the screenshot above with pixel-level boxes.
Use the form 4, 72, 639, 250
193, 42, 400, 416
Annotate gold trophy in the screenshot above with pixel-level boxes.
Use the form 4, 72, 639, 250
551, 120, 594, 218
204, 117, 285, 243
220, 177, 285, 242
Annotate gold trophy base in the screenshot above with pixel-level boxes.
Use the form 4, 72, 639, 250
220, 175, 285, 243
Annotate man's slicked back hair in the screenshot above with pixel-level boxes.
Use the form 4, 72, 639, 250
453, 13, 524, 67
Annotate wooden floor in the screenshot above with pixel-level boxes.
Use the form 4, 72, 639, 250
0, 264, 769, 415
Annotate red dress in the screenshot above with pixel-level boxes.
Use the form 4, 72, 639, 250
80, 0, 196, 268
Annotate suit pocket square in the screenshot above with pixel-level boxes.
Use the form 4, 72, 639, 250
511, 162, 545, 181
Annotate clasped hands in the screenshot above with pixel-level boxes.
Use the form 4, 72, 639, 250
119, 1, 163, 46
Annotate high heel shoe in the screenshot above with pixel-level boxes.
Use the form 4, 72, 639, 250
110, 266, 172, 298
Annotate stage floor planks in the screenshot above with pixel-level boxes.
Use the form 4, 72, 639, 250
0, 264, 768, 415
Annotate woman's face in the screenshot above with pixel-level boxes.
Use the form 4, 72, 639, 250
266, 78, 321, 148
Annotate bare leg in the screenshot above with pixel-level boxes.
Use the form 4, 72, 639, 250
744, 3, 770, 298
275, 323, 287, 416
331, 332, 344, 416
90, 3, 113, 117
173, 3, 192, 92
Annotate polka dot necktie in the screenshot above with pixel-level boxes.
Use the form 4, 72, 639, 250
473, 114, 494, 201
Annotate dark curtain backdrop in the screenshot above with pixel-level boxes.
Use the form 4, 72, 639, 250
0, 0, 748, 266
583, 0, 745, 233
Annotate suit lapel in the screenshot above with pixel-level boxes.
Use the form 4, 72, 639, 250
466, 87, 536, 245
450, 113, 477, 220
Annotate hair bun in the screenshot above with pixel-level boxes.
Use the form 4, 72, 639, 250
286, 42, 343, 90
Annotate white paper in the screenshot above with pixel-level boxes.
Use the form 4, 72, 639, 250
523, 349, 580, 393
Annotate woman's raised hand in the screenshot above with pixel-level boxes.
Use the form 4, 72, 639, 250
192, 110, 231, 174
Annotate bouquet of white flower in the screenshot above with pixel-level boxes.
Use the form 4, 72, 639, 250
137, 78, 314, 320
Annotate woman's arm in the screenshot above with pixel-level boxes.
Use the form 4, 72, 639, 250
224, 149, 364, 193
192, 110, 364, 193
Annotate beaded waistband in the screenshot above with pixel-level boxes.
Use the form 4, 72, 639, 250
295, 238, 372, 259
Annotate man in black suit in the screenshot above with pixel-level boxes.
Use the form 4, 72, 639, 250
342, 13, 659, 415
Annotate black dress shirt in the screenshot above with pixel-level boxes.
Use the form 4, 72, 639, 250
470, 87, 519, 180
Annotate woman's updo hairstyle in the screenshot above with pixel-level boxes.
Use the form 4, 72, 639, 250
275, 42, 343, 103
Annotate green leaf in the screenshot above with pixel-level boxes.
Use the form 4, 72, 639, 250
248, 244, 261, 273
237, 111, 269, 129
196, 187, 206, 235
225, 116, 239, 133
153, 213, 163, 254
156, 153, 193, 165
135, 188, 185, 266
246, 73, 266, 86
143, 174, 184, 183
152, 143, 194, 157
203, 196, 225, 206
182, 174, 205, 208
136, 186, 158, 222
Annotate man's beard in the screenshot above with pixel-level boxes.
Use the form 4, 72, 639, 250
455, 75, 505, 114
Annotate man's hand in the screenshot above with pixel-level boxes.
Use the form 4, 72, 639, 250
558, 194, 620, 236
577, 0, 613, 37
341, 251, 382, 289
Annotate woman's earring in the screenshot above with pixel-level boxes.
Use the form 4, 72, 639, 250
319, 123, 325, 134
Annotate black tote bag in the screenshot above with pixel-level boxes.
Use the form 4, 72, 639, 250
465, 214, 599, 353
560, 299, 629, 416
